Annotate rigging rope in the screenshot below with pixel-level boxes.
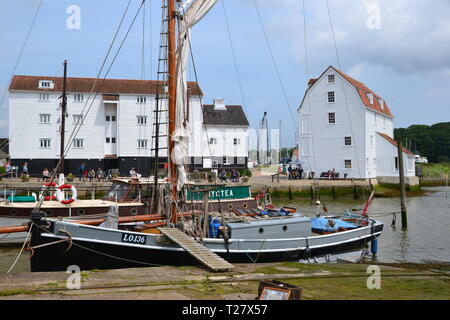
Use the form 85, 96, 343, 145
325, 0, 366, 201
251, 0, 316, 178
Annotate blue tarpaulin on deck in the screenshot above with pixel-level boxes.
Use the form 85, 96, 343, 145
311, 217, 358, 232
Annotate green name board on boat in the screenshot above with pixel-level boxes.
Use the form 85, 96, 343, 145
187, 185, 251, 201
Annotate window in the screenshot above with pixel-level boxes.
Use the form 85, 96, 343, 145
344, 159, 352, 170
106, 137, 110, 143
224, 157, 233, 165
40, 138, 51, 148
344, 136, 352, 146
327, 91, 335, 103
137, 116, 147, 126
38, 80, 53, 89
74, 94, 84, 102
327, 112, 336, 124
73, 138, 84, 148
137, 96, 147, 103
374, 113, 377, 126
395, 156, 399, 171
379, 98, 384, 110
233, 138, 240, 145
73, 114, 83, 125
39, 114, 50, 123
209, 137, 217, 145
370, 135, 374, 148
111, 137, 116, 143
367, 93, 374, 104
137, 139, 148, 149
111, 116, 116, 122
106, 116, 110, 122
39, 93, 50, 101
327, 74, 335, 83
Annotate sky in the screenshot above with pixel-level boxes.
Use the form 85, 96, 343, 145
1, 0, 449, 149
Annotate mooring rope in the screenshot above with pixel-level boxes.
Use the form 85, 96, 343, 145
6, 224, 32, 274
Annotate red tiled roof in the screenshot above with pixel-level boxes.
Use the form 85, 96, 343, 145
9, 75, 203, 96
377, 132, 415, 155
332, 67, 394, 118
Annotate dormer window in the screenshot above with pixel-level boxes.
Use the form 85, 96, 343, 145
327, 74, 335, 83
378, 98, 384, 110
38, 80, 54, 89
367, 92, 374, 105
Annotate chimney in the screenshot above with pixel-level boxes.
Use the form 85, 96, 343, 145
214, 98, 226, 110
307, 79, 317, 88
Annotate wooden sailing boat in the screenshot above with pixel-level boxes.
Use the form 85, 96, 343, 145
10, 0, 383, 272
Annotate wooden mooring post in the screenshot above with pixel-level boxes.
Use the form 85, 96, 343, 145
397, 141, 408, 229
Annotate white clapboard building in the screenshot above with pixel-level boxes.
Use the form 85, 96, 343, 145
297, 66, 416, 181
8, 75, 249, 176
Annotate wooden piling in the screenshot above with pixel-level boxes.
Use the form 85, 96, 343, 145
397, 141, 408, 229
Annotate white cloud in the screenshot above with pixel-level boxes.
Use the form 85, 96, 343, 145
259, 0, 450, 75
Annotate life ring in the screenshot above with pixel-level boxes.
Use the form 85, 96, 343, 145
41, 182, 58, 201
56, 184, 77, 205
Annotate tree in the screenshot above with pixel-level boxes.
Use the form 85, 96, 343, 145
394, 122, 450, 163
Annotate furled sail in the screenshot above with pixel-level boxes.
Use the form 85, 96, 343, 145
173, 0, 217, 189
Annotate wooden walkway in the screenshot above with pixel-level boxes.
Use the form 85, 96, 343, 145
159, 228, 234, 272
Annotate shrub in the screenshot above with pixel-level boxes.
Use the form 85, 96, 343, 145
66, 173, 75, 182
20, 174, 30, 182
0, 166, 5, 181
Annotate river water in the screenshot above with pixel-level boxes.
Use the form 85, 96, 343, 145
274, 186, 450, 264
0, 187, 448, 274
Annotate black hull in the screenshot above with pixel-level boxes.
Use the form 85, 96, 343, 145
30, 225, 383, 272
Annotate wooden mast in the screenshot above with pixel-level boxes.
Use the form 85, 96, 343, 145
168, 0, 178, 224
60, 60, 68, 174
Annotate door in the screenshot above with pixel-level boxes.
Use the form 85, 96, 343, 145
105, 104, 117, 155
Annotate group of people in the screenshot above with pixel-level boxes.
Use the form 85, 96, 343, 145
78, 163, 107, 182
323, 168, 339, 180
219, 169, 240, 183
1, 161, 29, 179
287, 163, 304, 180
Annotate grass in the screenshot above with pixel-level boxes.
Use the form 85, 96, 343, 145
418, 162, 449, 178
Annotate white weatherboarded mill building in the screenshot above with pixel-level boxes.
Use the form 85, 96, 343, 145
297, 66, 416, 182
8, 76, 249, 176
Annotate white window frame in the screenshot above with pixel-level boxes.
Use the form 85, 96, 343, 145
137, 96, 147, 104
137, 116, 148, 126
327, 74, 335, 83
73, 138, 84, 149
38, 80, 53, 89
39, 138, 51, 149
74, 94, 84, 102
344, 159, 352, 170
327, 112, 336, 125
73, 114, 83, 125
327, 91, 335, 104
137, 139, 148, 149
39, 93, 50, 101
224, 157, 233, 165
233, 138, 240, 145
39, 114, 51, 124
344, 136, 352, 146
209, 137, 217, 145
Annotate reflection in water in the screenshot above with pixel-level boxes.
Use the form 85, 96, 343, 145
273, 186, 450, 263
399, 230, 410, 262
